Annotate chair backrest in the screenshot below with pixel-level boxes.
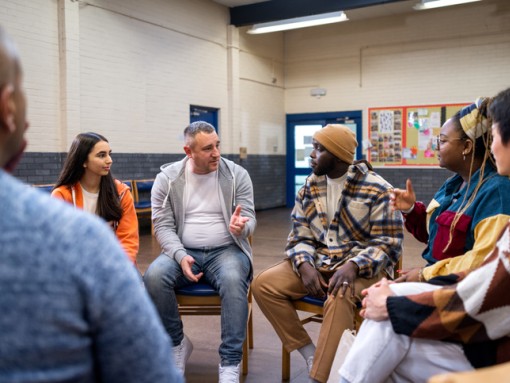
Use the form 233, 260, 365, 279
33, 184, 55, 193
132, 179, 154, 210
122, 180, 133, 190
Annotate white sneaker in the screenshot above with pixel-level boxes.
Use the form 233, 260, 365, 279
218, 363, 240, 383
306, 356, 314, 374
173, 334, 193, 375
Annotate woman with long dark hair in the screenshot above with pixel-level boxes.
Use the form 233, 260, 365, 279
52, 132, 139, 264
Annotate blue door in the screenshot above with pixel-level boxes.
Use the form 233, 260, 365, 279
190, 105, 219, 131
286, 111, 362, 207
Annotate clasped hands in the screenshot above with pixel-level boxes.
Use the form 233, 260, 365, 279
359, 277, 395, 321
299, 261, 358, 300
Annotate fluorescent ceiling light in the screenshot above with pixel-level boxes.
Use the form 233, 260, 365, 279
247, 11, 348, 34
413, 0, 482, 10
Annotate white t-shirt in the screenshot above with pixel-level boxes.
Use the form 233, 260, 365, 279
80, 184, 99, 215
181, 164, 233, 249
326, 174, 347, 224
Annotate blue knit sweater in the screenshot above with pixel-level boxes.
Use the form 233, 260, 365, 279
0, 170, 182, 383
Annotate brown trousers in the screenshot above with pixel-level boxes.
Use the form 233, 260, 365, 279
252, 260, 382, 383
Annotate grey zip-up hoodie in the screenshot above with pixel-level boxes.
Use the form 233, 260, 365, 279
151, 156, 256, 269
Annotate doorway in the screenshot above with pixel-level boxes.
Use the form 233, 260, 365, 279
286, 111, 362, 207
190, 105, 219, 131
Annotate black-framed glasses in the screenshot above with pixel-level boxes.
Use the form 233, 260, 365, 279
433, 135, 466, 150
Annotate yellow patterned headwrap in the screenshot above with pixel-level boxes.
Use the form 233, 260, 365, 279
459, 97, 490, 141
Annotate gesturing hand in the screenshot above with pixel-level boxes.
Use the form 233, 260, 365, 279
229, 205, 249, 236
180, 255, 203, 282
390, 179, 416, 212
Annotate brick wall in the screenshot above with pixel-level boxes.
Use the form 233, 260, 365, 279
15, 152, 286, 210
16, 151, 452, 210
375, 168, 453, 206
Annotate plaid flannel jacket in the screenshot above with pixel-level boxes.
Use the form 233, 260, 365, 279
286, 161, 403, 279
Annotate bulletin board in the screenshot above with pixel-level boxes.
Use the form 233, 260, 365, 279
368, 103, 469, 167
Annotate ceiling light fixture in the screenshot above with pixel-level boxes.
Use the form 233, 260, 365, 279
247, 11, 348, 34
413, 0, 482, 10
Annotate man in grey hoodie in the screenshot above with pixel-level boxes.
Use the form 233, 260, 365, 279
144, 121, 256, 383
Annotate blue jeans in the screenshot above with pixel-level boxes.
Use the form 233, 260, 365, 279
143, 244, 251, 366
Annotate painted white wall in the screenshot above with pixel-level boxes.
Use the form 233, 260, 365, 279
78, 0, 231, 154
1, 0, 509, 156
0, 0, 60, 151
238, 27, 285, 155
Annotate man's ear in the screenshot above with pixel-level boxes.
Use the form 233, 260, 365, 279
0, 84, 15, 133
183, 145, 192, 158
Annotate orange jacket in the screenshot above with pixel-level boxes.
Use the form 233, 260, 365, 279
51, 180, 139, 264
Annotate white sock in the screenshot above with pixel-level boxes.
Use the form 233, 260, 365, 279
298, 343, 316, 361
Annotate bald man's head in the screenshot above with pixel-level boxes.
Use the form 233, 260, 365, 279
0, 26, 28, 172
0, 26, 20, 89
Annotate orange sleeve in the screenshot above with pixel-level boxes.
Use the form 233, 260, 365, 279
51, 186, 72, 203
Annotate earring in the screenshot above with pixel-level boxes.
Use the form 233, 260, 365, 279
463, 154, 466, 161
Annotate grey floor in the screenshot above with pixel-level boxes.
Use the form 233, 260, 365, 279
137, 207, 426, 383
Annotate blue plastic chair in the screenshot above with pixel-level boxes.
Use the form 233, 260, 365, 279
133, 179, 154, 212
132, 179, 154, 233
34, 184, 55, 193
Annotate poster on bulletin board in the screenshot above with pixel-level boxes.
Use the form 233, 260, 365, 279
368, 103, 469, 167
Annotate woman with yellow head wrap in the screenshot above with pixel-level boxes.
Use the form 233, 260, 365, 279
391, 98, 510, 282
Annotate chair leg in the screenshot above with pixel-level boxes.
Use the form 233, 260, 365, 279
242, 337, 248, 375
354, 309, 364, 331
282, 346, 290, 381
248, 308, 254, 349
242, 308, 253, 375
